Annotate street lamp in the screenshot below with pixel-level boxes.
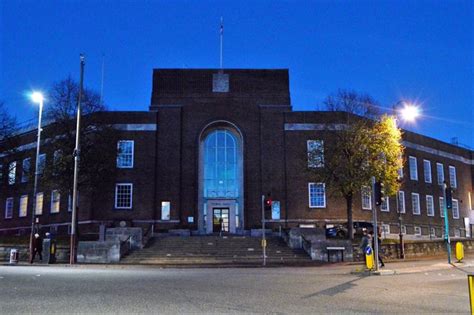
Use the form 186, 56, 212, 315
29, 91, 44, 263
393, 101, 419, 259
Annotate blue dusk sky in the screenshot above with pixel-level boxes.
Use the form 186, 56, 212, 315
1, 0, 472, 147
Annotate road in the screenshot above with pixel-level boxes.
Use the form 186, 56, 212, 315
0, 259, 472, 314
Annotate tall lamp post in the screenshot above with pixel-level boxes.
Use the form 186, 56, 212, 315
393, 102, 420, 259
29, 92, 44, 263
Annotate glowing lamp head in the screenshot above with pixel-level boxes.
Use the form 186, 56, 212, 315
399, 103, 420, 122
31, 92, 44, 104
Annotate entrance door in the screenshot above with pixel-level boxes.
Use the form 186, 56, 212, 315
213, 208, 229, 233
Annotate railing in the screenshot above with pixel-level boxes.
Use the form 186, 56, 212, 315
119, 235, 132, 258
301, 234, 312, 257
142, 224, 154, 248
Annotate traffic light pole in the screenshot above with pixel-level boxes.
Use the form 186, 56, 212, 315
261, 194, 266, 266
443, 183, 451, 264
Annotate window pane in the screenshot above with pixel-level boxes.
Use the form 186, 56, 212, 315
35, 193, 44, 215
19, 195, 28, 217
117, 141, 134, 168
115, 184, 133, 209
161, 201, 170, 220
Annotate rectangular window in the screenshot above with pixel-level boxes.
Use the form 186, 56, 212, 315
439, 197, 445, 218
117, 140, 134, 168
8, 161, 16, 185
423, 160, 432, 183
452, 199, 459, 219
409, 156, 418, 180
22, 158, 31, 183
19, 195, 28, 217
35, 193, 43, 215
401, 225, 406, 235
381, 224, 390, 235
454, 228, 461, 238
414, 226, 422, 236
115, 183, 133, 209
38, 154, 46, 174
271, 200, 281, 220
397, 155, 404, 179
161, 201, 170, 220
411, 193, 420, 215
361, 186, 372, 210
308, 183, 326, 208
5, 197, 13, 219
426, 195, 434, 217
398, 191, 406, 213
50, 190, 60, 213
381, 197, 389, 212
430, 227, 436, 238
437, 163, 444, 185
68, 193, 73, 212
449, 166, 457, 189
307, 140, 324, 168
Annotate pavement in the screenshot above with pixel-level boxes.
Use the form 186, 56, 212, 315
1, 257, 473, 314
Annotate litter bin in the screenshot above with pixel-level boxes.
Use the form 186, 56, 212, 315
9, 249, 19, 264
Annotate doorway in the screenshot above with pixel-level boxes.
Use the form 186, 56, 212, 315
213, 208, 229, 233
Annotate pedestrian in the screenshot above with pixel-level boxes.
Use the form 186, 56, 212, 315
369, 230, 384, 268
30, 233, 43, 264
219, 218, 224, 237
360, 229, 369, 263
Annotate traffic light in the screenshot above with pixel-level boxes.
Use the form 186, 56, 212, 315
264, 196, 272, 212
445, 185, 453, 209
374, 182, 384, 206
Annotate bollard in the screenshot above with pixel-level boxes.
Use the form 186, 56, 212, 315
456, 242, 464, 262
365, 246, 374, 270
9, 249, 19, 264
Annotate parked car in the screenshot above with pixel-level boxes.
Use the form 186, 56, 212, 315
326, 221, 373, 239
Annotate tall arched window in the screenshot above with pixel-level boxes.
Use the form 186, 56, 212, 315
203, 129, 238, 198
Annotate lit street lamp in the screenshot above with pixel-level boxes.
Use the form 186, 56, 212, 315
29, 91, 44, 263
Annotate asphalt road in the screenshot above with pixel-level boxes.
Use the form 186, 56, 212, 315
0, 259, 472, 314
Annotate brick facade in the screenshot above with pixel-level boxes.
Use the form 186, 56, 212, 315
0, 69, 472, 239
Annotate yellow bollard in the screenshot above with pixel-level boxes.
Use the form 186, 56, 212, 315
468, 274, 474, 314
456, 242, 464, 262
365, 246, 374, 270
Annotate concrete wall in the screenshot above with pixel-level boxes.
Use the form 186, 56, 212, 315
77, 241, 120, 264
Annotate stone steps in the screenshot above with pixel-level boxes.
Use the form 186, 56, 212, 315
120, 235, 314, 266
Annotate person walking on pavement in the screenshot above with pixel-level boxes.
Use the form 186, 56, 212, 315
369, 230, 385, 268
30, 233, 43, 263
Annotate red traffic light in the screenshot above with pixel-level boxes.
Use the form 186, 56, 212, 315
265, 198, 272, 206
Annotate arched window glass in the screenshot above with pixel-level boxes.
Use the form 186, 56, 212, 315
203, 129, 238, 198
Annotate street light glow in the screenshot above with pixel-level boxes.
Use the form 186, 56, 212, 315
31, 92, 44, 103
399, 103, 420, 122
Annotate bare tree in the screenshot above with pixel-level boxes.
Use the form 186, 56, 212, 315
0, 101, 17, 140
324, 89, 380, 119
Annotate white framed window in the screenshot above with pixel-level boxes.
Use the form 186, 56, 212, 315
401, 225, 406, 235
38, 154, 46, 174
117, 140, 134, 168
454, 228, 461, 238
414, 226, 422, 236
161, 201, 171, 220
308, 183, 326, 208
439, 197, 445, 218
452, 199, 459, 219
115, 183, 133, 209
50, 190, 60, 213
449, 166, 457, 189
430, 227, 436, 238
397, 155, 404, 179
398, 191, 406, 213
436, 163, 444, 185
307, 140, 324, 168
409, 156, 418, 180
8, 161, 16, 185
426, 195, 434, 217
19, 195, 28, 217
381, 197, 389, 212
5, 197, 13, 219
361, 186, 372, 210
35, 193, 43, 215
423, 160, 432, 183
271, 200, 281, 220
411, 193, 420, 215
22, 158, 31, 183
381, 224, 390, 235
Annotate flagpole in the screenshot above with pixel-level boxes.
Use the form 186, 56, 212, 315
220, 17, 223, 69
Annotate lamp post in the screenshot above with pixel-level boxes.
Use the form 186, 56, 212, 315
392, 101, 419, 259
29, 92, 44, 263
